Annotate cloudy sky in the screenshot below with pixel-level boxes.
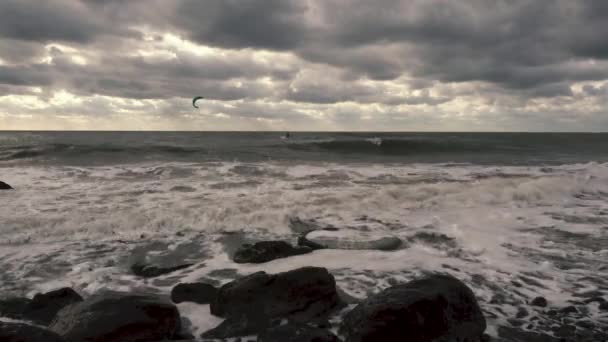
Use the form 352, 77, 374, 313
0, 0, 607, 131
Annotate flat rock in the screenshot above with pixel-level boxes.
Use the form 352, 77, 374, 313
0, 322, 66, 342
0, 181, 13, 190
49, 291, 181, 342
233, 241, 312, 264
340, 273, 486, 342
258, 322, 339, 342
131, 262, 193, 278
304, 229, 402, 251
171, 282, 218, 304
209, 267, 342, 336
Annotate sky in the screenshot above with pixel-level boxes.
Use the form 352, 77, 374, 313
0, 0, 607, 131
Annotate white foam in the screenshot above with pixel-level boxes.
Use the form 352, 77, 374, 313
2, 161, 608, 334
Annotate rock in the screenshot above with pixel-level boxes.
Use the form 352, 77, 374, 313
304, 229, 402, 251
233, 241, 312, 264
0, 288, 83, 325
340, 273, 486, 342
497, 326, 561, 342
258, 322, 339, 342
201, 315, 271, 339
26, 288, 83, 325
531, 296, 548, 307
0, 181, 13, 190
515, 307, 529, 319
171, 282, 218, 304
131, 262, 193, 278
0, 297, 31, 320
211, 267, 342, 322
0, 322, 66, 342
49, 292, 181, 342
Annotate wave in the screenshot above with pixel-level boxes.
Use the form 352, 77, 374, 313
285, 137, 500, 155
0, 143, 205, 162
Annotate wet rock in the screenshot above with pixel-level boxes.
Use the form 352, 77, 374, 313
340, 273, 486, 342
258, 322, 339, 342
0, 297, 31, 320
0, 288, 83, 325
0, 322, 66, 342
211, 267, 342, 323
531, 296, 548, 307
233, 241, 312, 264
304, 229, 402, 251
26, 288, 84, 325
497, 326, 561, 342
201, 315, 271, 339
171, 282, 218, 304
49, 292, 181, 342
516, 307, 529, 319
131, 262, 193, 278
559, 305, 579, 315
0, 181, 12, 190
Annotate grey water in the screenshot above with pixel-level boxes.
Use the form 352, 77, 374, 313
1, 131, 608, 166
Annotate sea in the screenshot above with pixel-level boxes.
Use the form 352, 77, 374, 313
1, 131, 607, 339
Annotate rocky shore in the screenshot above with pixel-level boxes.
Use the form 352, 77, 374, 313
1, 236, 607, 341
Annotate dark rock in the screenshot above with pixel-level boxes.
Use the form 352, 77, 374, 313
340, 273, 486, 342
515, 307, 529, 319
531, 296, 548, 307
233, 241, 312, 264
131, 262, 192, 278
559, 305, 579, 315
0, 181, 13, 190
0, 322, 66, 342
0, 297, 31, 320
201, 315, 271, 339
258, 322, 339, 342
26, 288, 83, 325
599, 301, 608, 311
211, 267, 342, 323
49, 292, 181, 342
0, 288, 83, 325
497, 326, 561, 342
171, 283, 218, 304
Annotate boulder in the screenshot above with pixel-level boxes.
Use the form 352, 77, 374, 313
210, 266, 342, 324
340, 273, 487, 342
531, 296, 548, 307
0, 288, 83, 325
0, 297, 31, 320
0, 181, 12, 190
0, 322, 66, 342
304, 229, 402, 251
49, 292, 181, 342
131, 262, 193, 278
258, 322, 340, 342
26, 288, 83, 325
233, 241, 312, 264
171, 282, 218, 304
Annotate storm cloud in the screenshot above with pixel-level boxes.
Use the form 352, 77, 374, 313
0, 0, 607, 130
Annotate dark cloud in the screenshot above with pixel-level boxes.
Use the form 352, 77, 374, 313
173, 0, 310, 50
0, 0, 607, 130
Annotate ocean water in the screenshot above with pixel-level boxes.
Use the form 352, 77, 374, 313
1, 131, 607, 338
